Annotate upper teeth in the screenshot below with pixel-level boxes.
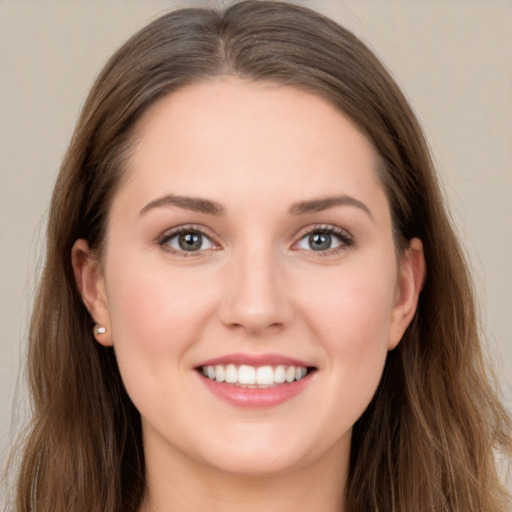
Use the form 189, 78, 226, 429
201, 364, 308, 387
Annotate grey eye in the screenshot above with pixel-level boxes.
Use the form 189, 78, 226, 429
165, 231, 215, 252
309, 232, 332, 251
178, 232, 202, 251
296, 231, 343, 251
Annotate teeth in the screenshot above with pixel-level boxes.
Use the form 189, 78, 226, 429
238, 365, 256, 385
274, 365, 286, 383
201, 364, 310, 387
256, 366, 274, 385
215, 365, 225, 382
285, 366, 295, 383
295, 367, 307, 381
225, 364, 237, 383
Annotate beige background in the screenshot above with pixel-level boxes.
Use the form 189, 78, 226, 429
1, 0, 511, 501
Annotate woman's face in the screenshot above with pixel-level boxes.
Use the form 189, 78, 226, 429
75, 78, 423, 479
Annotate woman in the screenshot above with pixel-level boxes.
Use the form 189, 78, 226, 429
8, 1, 511, 511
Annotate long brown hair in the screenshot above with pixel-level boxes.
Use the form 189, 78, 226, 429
8, 1, 511, 511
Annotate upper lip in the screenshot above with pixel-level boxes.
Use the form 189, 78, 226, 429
195, 352, 314, 368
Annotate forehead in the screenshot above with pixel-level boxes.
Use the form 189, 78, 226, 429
116, 78, 388, 218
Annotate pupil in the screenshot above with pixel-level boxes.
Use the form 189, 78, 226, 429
178, 232, 202, 251
309, 232, 331, 251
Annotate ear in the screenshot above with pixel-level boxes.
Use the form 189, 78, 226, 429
72, 239, 113, 346
388, 237, 426, 350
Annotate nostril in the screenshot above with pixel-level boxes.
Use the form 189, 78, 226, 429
218, 271, 294, 334
224, 319, 285, 336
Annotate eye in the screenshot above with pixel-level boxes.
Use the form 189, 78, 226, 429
294, 226, 353, 253
159, 228, 217, 253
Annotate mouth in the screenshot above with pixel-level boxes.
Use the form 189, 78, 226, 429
197, 364, 317, 388
194, 354, 317, 407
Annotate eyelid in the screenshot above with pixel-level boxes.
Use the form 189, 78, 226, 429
292, 224, 354, 254
156, 223, 353, 256
157, 224, 221, 253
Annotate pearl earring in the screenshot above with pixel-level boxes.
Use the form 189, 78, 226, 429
94, 325, 106, 335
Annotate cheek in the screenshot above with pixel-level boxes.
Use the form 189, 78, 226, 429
299, 259, 396, 394
304, 260, 395, 338
103, 256, 217, 394
106, 255, 211, 341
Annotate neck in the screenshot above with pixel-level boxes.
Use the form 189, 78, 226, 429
139, 437, 348, 512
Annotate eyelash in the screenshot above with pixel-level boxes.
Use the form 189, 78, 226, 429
158, 225, 219, 256
293, 224, 354, 256
157, 224, 354, 256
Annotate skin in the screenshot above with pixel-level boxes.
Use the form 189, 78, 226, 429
73, 78, 425, 512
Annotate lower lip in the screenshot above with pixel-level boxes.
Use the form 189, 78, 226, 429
198, 372, 314, 408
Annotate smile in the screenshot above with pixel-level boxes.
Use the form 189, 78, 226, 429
195, 354, 317, 408
200, 364, 310, 387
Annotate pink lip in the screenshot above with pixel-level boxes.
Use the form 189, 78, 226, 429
196, 352, 312, 368
198, 372, 314, 408
195, 352, 316, 408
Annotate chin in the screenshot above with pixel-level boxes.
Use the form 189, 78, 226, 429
187, 423, 349, 478
201, 447, 309, 477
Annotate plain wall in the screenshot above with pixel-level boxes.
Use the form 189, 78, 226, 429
1, 0, 511, 501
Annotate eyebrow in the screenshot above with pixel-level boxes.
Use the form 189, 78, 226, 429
289, 195, 374, 221
139, 193, 373, 220
139, 194, 224, 216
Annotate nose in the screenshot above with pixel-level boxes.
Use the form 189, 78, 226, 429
218, 248, 294, 336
